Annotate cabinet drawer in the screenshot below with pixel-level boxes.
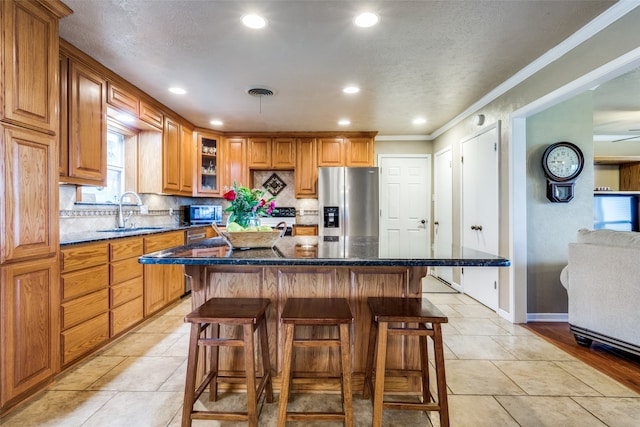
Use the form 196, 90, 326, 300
111, 296, 143, 336
61, 264, 109, 301
143, 231, 184, 253
111, 276, 143, 307
61, 313, 109, 366
110, 237, 143, 261
61, 243, 109, 272
110, 257, 143, 284
292, 225, 318, 236
61, 288, 109, 330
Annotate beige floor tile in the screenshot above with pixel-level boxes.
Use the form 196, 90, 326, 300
88, 356, 184, 391
100, 331, 183, 357
444, 360, 525, 395
431, 303, 464, 318
448, 317, 512, 336
449, 303, 500, 318
491, 335, 577, 361
48, 356, 126, 390
445, 395, 519, 427
136, 314, 188, 334
159, 359, 188, 392
423, 293, 469, 306
556, 361, 640, 397
573, 396, 640, 427
1, 390, 116, 427
445, 335, 518, 360
491, 318, 535, 336
494, 360, 601, 396
496, 395, 608, 427
83, 391, 183, 427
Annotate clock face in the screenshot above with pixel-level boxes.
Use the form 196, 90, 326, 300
542, 142, 584, 181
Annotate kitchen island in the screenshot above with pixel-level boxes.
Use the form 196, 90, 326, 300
139, 235, 509, 392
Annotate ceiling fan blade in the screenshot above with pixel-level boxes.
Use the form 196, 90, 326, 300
612, 135, 640, 142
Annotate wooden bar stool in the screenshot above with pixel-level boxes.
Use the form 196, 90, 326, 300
181, 297, 273, 427
277, 297, 354, 427
363, 297, 449, 427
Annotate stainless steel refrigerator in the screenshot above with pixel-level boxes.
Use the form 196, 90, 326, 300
318, 167, 379, 238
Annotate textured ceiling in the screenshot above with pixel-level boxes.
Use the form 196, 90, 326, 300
59, 0, 616, 136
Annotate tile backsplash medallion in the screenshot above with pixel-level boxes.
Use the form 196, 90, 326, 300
59, 171, 318, 238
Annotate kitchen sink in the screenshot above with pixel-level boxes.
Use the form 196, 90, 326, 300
97, 226, 171, 233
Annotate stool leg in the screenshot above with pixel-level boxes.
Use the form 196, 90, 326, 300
277, 323, 295, 427
243, 323, 259, 427
363, 318, 378, 400
432, 323, 449, 427
339, 323, 354, 427
419, 331, 430, 404
259, 315, 274, 403
209, 323, 220, 402
181, 322, 201, 427
372, 321, 388, 427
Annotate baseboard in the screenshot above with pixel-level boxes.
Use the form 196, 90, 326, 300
526, 312, 569, 322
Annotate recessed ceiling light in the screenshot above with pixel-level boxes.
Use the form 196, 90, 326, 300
169, 87, 186, 95
354, 12, 379, 28
343, 86, 360, 94
242, 14, 267, 29
413, 117, 427, 125
338, 119, 351, 126
210, 120, 223, 126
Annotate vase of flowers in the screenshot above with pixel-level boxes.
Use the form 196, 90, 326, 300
222, 183, 277, 229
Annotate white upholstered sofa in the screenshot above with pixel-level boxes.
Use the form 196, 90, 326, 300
560, 228, 640, 355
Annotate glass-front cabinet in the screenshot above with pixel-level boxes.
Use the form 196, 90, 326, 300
196, 132, 220, 196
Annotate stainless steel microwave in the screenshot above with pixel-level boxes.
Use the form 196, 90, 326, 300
184, 205, 222, 225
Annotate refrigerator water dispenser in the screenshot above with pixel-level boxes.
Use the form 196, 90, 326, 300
323, 206, 340, 228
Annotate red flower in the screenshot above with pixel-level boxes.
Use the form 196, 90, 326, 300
223, 190, 236, 201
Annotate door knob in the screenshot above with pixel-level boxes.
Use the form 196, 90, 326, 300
421, 219, 426, 224
434, 221, 439, 225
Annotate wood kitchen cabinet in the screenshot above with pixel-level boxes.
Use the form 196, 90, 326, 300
318, 135, 375, 167
195, 131, 221, 196
107, 81, 139, 117
295, 137, 318, 198
1, 0, 71, 414
180, 124, 195, 195
317, 137, 345, 166
59, 242, 110, 368
345, 136, 374, 166
109, 237, 144, 336
163, 115, 181, 193
224, 136, 249, 188
60, 43, 108, 185
248, 137, 296, 169
139, 100, 164, 129
143, 231, 185, 316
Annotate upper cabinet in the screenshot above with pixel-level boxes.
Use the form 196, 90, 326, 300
248, 137, 296, 169
0, 0, 62, 134
162, 115, 181, 193
318, 135, 375, 167
195, 131, 221, 196
107, 81, 139, 117
295, 137, 318, 198
180, 124, 195, 195
224, 137, 249, 188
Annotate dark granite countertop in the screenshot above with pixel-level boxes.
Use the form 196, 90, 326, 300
60, 224, 200, 246
138, 236, 510, 267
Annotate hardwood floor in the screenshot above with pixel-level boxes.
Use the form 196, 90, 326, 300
524, 322, 640, 394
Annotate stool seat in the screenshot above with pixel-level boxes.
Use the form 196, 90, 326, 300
278, 298, 354, 427
182, 297, 273, 427
364, 297, 449, 427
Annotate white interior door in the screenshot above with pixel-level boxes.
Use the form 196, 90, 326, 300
433, 147, 453, 284
461, 124, 500, 310
379, 155, 431, 258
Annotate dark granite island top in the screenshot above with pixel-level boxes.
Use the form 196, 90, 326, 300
144, 235, 509, 394
138, 235, 510, 267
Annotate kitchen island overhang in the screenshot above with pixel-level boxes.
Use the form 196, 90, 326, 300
139, 236, 509, 393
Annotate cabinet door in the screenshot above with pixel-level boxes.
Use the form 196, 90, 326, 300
59, 53, 69, 176
180, 125, 194, 195
248, 137, 272, 168
1, 0, 60, 133
225, 137, 248, 187
295, 137, 318, 198
68, 60, 107, 184
107, 82, 139, 116
1, 125, 58, 263
196, 133, 220, 196
0, 257, 59, 409
317, 137, 344, 166
346, 137, 374, 166
272, 137, 296, 169
162, 116, 181, 193
139, 100, 163, 129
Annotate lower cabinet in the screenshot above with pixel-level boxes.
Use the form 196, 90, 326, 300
0, 257, 60, 411
109, 237, 144, 336
143, 231, 185, 316
59, 242, 109, 367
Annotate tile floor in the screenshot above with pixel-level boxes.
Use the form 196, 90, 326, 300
3, 293, 640, 426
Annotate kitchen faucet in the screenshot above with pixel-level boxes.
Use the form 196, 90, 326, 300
117, 191, 144, 228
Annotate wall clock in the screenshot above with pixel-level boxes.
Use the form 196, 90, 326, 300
541, 141, 584, 203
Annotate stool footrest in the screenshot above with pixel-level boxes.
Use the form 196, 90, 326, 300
293, 338, 341, 347
198, 337, 246, 347
192, 411, 250, 421
286, 412, 347, 421
383, 401, 441, 412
